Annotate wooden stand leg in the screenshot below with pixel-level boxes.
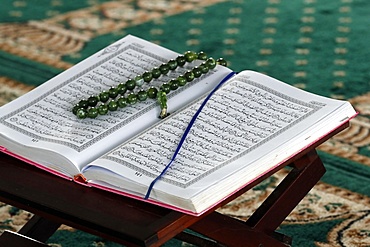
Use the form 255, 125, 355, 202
188, 149, 325, 247
18, 215, 61, 243
246, 149, 325, 234
189, 211, 291, 247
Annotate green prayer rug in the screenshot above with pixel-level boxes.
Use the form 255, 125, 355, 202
1, 0, 370, 246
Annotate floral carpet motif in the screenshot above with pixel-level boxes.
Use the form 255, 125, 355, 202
0, 0, 370, 246
218, 169, 370, 247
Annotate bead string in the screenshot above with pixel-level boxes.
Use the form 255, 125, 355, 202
72, 51, 227, 119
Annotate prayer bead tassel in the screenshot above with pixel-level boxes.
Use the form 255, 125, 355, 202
157, 91, 168, 119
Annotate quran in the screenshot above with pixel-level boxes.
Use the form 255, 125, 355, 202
0, 35, 357, 216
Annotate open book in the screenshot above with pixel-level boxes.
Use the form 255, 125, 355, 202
0, 35, 357, 216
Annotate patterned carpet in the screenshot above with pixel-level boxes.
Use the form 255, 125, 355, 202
0, 0, 370, 246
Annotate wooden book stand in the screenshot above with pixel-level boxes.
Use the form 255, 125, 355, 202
0, 123, 348, 247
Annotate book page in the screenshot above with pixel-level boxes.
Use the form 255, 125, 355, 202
0, 35, 232, 176
85, 71, 356, 208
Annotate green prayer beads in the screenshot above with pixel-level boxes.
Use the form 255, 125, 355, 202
108, 100, 118, 111
73, 51, 228, 119
137, 90, 148, 101
127, 93, 138, 105
98, 104, 108, 115
117, 97, 128, 107
184, 51, 197, 62
147, 87, 158, 99
87, 107, 98, 118
184, 71, 195, 82
125, 79, 136, 90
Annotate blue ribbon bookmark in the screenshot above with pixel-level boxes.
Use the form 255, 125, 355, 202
144, 71, 236, 200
